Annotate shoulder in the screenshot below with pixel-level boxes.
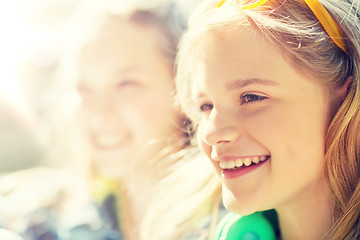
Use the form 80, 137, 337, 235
215, 211, 278, 240
0, 168, 92, 239
0, 228, 24, 240
0, 168, 70, 219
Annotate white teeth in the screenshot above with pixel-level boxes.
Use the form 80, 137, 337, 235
244, 158, 252, 166
96, 135, 122, 147
228, 161, 235, 169
219, 161, 227, 169
235, 159, 243, 167
218, 156, 269, 170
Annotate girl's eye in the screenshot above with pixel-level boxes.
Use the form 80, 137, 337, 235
117, 80, 140, 89
200, 103, 213, 112
240, 93, 267, 105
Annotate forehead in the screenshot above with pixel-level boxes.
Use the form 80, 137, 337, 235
81, 21, 163, 60
193, 28, 283, 78
190, 27, 326, 95
77, 20, 173, 80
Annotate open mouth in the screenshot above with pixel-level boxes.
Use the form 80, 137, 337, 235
92, 134, 127, 150
219, 156, 270, 170
219, 156, 271, 179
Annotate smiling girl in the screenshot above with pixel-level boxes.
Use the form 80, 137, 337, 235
176, 0, 360, 239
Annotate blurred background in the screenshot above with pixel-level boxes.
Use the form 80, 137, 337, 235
0, 0, 200, 174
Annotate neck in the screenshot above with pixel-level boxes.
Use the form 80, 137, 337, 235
277, 180, 332, 240
116, 177, 155, 239
119, 187, 141, 240
116, 152, 179, 240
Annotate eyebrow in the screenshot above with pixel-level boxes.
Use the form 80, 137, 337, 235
226, 78, 278, 90
118, 66, 142, 74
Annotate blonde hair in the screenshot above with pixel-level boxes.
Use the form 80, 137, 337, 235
119, 7, 222, 240
140, 148, 221, 240
176, 0, 360, 239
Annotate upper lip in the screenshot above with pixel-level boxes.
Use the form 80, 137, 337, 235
91, 134, 128, 149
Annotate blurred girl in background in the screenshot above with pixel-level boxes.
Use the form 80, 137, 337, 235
69, 3, 221, 239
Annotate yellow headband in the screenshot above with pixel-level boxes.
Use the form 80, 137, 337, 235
217, 0, 348, 53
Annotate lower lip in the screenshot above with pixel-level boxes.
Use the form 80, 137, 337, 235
221, 158, 270, 179
93, 141, 127, 150
96, 146, 123, 151
93, 145, 126, 155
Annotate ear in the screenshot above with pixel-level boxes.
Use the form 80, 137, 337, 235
330, 77, 353, 116
336, 76, 353, 101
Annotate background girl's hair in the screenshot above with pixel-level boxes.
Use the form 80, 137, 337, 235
140, 148, 221, 240
123, 5, 221, 240
176, 0, 360, 239
126, 4, 187, 68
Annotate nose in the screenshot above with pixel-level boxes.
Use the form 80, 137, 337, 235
201, 108, 240, 146
94, 97, 114, 113
82, 96, 119, 127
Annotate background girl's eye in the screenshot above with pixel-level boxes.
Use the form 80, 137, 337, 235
200, 103, 213, 112
241, 94, 267, 104
117, 80, 139, 88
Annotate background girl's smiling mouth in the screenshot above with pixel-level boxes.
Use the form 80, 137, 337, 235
92, 134, 129, 150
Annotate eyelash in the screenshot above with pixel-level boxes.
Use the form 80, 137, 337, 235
240, 93, 267, 105
199, 93, 267, 112
117, 80, 139, 88
199, 103, 213, 112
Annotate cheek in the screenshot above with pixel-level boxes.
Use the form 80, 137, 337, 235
117, 93, 177, 134
197, 124, 212, 158
239, 107, 283, 146
246, 103, 327, 175
76, 107, 93, 133
241, 101, 327, 148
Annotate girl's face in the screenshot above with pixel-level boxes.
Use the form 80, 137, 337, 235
192, 29, 336, 215
77, 21, 179, 179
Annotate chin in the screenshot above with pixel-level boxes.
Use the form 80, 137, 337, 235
98, 167, 127, 180
222, 186, 262, 216
94, 160, 128, 179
